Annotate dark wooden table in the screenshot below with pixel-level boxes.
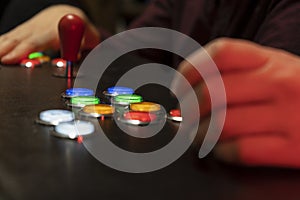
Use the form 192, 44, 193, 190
0, 63, 300, 200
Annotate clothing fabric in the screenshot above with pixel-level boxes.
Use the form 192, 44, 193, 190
127, 0, 300, 57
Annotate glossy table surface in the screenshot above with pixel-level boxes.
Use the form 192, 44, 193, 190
0, 63, 300, 200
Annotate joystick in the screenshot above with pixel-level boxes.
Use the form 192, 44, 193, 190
54, 14, 85, 78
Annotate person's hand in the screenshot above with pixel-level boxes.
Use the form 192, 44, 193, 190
174, 38, 300, 168
0, 5, 100, 64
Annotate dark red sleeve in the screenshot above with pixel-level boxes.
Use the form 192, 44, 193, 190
100, 0, 174, 41
254, 0, 300, 55
128, 0, 173, 29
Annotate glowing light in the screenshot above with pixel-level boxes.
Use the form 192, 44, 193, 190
51, 58, 66, 68
168, 109, 182, 122
123, 111, 157, 123
83, 104, 114, 115
65, 88, 94, 97
57, 61, 65, 67
114, 94, 142, 104
20, 59, 41, 68
54, 120, 95, 139
36, 55, 50, 63
106, 86, 134, 96
28, 52, 43, 59
70, 96, 100, 105
39, 109, 74, 125
170, 109, 181, 117
130, 102, 161, 112
77, 136, 83, 143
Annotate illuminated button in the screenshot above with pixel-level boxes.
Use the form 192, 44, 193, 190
20, 59, 41, 68
53, 120, 94, 139
168, 109, 182, 122
70, 96, 100, 107
113, 94, 143, 105
80, 104, 114, 118
36, 55, 50, 63
28, 52, 43, 59
37, 109, 74, 125
106, 86, 134, 96
122, 111, 157, 125
65, 88, 94, 98
130, 102, 161, 112
51, 58, 67, 68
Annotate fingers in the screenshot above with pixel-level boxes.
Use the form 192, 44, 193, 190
1, 40, 38, 64
0, 27, 49, 64
0, 31, 54, 64
200, 69, 275, 110
171, 38, 273, 101
0, 5, 95, 64
219, 104, 282, 140
214, 136, 300, 168
205, 38, 270, 72
0, 36, 19, 62
220, 72, 274, 104
174, 38, 271, 87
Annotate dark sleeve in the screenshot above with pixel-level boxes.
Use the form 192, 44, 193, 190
126, 0, 176, 65
99, 0, 174, 41
0, 0, 82, 34
128, 0, 173, 29
254, 0, 300, 55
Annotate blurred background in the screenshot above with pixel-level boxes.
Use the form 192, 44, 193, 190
0, 0, 150, 34
79, 0, 149, 33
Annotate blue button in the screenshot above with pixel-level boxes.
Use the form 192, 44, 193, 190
107, 86, 134, 95
65, 88, 94, 97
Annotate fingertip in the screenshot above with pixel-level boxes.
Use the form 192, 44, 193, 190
1, 53, 23, 64
205, 38, 269, 72
1, 44, 33, 64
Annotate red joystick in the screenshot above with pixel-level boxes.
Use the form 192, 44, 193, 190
59, 14, 85, 62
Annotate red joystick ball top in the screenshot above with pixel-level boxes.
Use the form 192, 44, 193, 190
58, 14, 85, 62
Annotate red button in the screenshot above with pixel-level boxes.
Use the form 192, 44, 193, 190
123, 111, 157, 122
169, 109, 181, 117
51, 58, 67, 68
20, 59, 41, 68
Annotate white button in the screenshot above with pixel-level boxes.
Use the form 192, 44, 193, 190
55, 120, 95, 139
40, 109, 74, 125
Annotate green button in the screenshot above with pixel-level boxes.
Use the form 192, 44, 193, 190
70, 96, 100, 105
114, 94, 143, 104
28, 52, 44, 59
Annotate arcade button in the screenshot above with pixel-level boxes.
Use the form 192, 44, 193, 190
28, 52, 50, 63
61, 88, 95, 98
52, 120, 94, 139
36, 55, 51, 63
20, 59, 41, 68
103, 86, 134, 97
79, 104, 114, 118
112, 94, 143, 106
28, 52, 43, 59
168, 109, 182, 122
103, 86, 134, 104
130, 102, 161, 112
51, 58, 67, 68
68, 96, 100, 108
119, 111, 157, 126
36, 109, 75, 126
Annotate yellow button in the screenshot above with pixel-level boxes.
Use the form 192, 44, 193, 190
37, 55, 51, 63
83, 104, 114, 115
130, 102, 161, 112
